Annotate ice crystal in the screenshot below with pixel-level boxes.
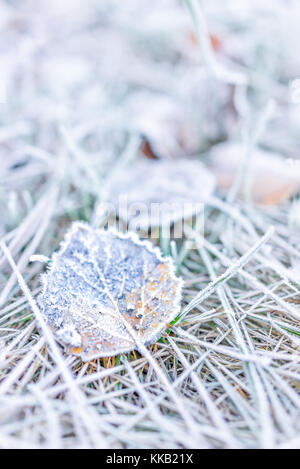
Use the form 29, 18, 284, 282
38, 222, 182, 360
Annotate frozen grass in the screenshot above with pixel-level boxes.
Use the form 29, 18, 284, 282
0, 0, 300, 449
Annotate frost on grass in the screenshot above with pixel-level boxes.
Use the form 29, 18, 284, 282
38, 222, 182, 360
105, 159, 216, 230
1, 0, 300, 451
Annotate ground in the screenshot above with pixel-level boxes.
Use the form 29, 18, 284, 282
0, 0, 299, 449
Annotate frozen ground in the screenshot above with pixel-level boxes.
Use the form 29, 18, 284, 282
0, 0, 300, 449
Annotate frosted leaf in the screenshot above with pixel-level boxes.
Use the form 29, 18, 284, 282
38, 222, 182, 361
126, 92, 202, 159
105, 159, 215, 230
289, 200, 300, 279
209, 142, 300, 205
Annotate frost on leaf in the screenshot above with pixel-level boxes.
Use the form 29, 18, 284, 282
209, 142, 300, 205
289, 200, 300, 279
38, 223, 182, 360
105, 159, 216, 230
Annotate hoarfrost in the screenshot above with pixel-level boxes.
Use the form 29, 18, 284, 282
39, 222, 182, 360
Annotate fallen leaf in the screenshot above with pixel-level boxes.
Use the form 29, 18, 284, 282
126, 92, 202, 159
289, 200, 300, 278
209, 142, 300, 205
38, 222, 182, 361
140, 138, 159, 160
210, 33, 222, 52
187, 31, 222, 52
105, 159, 216, 230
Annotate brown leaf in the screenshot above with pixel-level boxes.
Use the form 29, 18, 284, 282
209, 142, 300, 205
